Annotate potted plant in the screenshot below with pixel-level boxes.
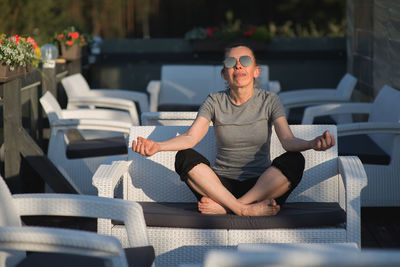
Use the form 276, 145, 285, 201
53, 26, 90, 61
0, 34, 41, 82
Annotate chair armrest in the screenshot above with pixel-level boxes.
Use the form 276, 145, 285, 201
337, 122, 400, 136
68, 96, 140, 125
267, 81, 281, 94
302, 103, 372, 124
62, 109, 132, 123
0, 226, 128, 267
90, 89, 150, 113
338, 156, 368, 246
51, 118, 132, 134
278, 88, 337, 100
92, 160, 132, 242
14, 192, 149, 247
146, 81, 161, 112
282, 97, 349, 111
93, 160, 131, 199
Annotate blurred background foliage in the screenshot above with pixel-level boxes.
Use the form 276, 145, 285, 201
0, 0, 346, 45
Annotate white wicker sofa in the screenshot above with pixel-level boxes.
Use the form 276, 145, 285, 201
146, 64, 281, 112
93, 125, 367, 267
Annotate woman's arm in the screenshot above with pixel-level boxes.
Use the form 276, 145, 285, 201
273, 116, 335, 152
132, 116, 211, 156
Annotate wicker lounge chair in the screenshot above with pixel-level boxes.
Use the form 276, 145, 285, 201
93, 124, 367, 266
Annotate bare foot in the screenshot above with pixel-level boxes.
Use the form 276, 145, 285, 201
198, 197, 228, 215
241, 199, 280, 216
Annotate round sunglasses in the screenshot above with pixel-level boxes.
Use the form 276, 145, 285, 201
223, 55, 252, 68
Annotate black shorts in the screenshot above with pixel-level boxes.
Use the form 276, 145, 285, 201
175, 149, 305, 205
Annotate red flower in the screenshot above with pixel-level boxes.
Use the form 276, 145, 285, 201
68, 32, 79, 39
243, 25, 257, 37
57, 34, 64, 40
13, 34, 20, 43
0, 40, 2, 44
66, 40, 74, 46
243, 29, 255, 36
206, 27, 219, 37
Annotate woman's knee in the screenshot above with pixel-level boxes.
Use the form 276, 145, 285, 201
175, 149, 210, 181
271, 151, 305, 188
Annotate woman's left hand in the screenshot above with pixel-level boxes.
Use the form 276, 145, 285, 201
310, 130, 335, 151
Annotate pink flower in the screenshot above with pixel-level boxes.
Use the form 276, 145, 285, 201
57, 34, 64, 40
27, 37, 37, 49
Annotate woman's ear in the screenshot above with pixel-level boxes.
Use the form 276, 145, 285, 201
253, 65, 260, 79
221, 68, 228, 81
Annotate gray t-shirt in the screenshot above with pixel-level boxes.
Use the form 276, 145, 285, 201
198, 88, 286, 181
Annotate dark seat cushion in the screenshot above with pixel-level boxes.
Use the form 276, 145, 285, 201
158, 104, 200, 111
114, 202, 345, 229
125, 246, 155, 267
338, 134, 390, 165
18, 252, 107, 267
19, 246, 155, 267
66, 136, 127, 159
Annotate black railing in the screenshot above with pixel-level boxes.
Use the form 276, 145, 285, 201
0, 61, 82, 194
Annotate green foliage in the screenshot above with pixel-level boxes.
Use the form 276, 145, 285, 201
0, 0, 71, 45
252, 26, 271, 42
184, 27, 207, 41
0, 0, 346, 43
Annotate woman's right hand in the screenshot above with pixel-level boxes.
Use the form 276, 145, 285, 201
132, 137, 160, 156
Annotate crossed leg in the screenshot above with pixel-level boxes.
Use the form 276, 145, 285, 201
185, 163, 291, 216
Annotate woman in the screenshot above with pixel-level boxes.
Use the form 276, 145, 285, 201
132, 43, 334, 216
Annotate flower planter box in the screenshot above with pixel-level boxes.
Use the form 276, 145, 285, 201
60, 44, 82, 61
190, 39, 269, 53
0, 63, 29, 83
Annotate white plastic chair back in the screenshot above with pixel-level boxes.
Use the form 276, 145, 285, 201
0, 178, 21, 227
141, 111, 198, 126
39, 92, 63, 125
159, 65, 216, 107
159, 65, 272, 109
0, 177, 26, 266
258, 65, 270, 89
62, 73, 91, 98
336, 73, 357, 100
368, 85, 400, 154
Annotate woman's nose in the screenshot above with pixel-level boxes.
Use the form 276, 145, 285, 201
234, 59, 243, 68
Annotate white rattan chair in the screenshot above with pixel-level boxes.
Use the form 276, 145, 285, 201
302, 85, 400, 207
62, 73, 149, 125
40, 91, 131, 195
146, 65, 281, 112
278, 73, 357, 123
203, 248, 400, 267
0, 174, 153, 267
93, 125, 367, 266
